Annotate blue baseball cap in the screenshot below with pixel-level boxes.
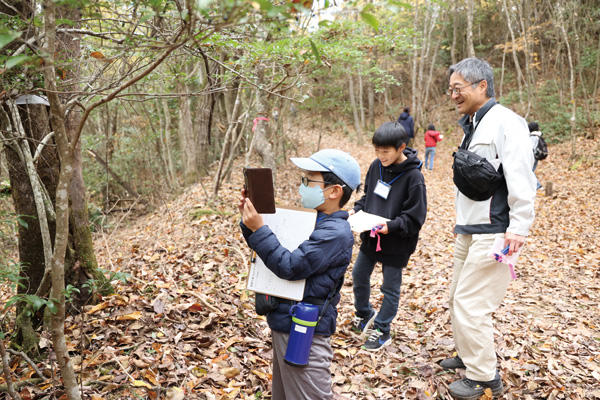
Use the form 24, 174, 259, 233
291, 149, 361, 190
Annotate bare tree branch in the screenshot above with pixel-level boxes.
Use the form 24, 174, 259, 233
0, 339, 22, 400
72, 31, 188, 155
57, 28, 125, 44
6, 349, 46, 381
203, 52, 303, 103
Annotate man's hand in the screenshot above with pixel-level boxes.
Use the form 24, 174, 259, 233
348, 209, 356, 216
241, 197, 264, 232
504, 232, 526, 256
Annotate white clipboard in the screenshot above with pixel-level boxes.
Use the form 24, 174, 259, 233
246, 205, 317, 301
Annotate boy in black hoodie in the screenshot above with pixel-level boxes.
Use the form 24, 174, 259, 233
350, 121, 427, 351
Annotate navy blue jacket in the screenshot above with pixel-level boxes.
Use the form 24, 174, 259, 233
240, 210, 353, 336
398, 112, 415, 139
353, 148, 427, 267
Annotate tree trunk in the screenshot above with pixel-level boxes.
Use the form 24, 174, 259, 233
347, 73, 363, 145
515, 0, 533, 117
4, 103, 57, 298
411, 1, 419, 113
43, 3, 82, 398
499, 31, 508, 99
213, 84, 242, 198
159, 86, 178, 188
367, 79, 375, 131
2, 0, 110, 355
358, 74, 365, 130
177, 77, 198, 185
194, 57, 216, 177
466, 0, 476, 58
451, 3, 458, 64
247, 64, 276, 171
502, 0, 525, 110
555, 3, 576, 157
0, 101, 55, 354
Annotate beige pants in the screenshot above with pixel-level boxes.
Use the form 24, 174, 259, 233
449, 233, 512, 381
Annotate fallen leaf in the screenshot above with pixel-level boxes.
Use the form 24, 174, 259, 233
166, 387, 185, 400
86, 302, 111, 314
131, 379, 152, 389
116, 311, 143, 320
220, 367, 240, 379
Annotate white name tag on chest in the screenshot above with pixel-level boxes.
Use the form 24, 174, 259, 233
374, 180, 391, 199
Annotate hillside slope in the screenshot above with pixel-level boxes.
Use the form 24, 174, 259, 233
85, 126, 599, 399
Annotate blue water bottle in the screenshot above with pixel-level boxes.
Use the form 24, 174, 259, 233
284, 302, 319, 367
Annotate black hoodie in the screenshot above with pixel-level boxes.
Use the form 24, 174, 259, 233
397, 111, 415, 139
353, 148, 427, 267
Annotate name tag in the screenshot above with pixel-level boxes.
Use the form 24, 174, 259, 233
374, 180, 391, 199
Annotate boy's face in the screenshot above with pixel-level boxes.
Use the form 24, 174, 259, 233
303, 171, 328, 189
375, 145, 406, 167
300, 171, 339, 212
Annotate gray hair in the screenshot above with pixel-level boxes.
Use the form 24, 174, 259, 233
448, 58, 495, 98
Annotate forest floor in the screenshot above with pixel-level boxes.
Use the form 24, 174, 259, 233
4, 121, 600, 400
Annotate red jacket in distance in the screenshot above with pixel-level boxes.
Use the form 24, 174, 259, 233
425, 130, 443, 147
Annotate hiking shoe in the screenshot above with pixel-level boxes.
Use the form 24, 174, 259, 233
362, 329, 391, 351
448, 371, 504, 400
440, 356, 466, 370
352, 310, 377, 336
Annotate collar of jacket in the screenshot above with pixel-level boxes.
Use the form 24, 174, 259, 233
317, 210, 349, 222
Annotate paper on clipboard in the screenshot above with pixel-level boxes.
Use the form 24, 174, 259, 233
246, 205, 317, 301
347, 210, 390, 233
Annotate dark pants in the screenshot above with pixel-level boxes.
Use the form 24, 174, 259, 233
352, 251, 404, 334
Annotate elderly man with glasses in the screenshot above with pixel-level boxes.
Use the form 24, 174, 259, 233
441, 58, 537, 399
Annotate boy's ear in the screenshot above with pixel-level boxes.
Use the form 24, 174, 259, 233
327, 184, 344, 200
399, 143, 407, 152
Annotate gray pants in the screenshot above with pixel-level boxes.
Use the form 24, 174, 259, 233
271, 331, 334, 400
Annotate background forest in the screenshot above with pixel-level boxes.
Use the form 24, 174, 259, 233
0, 0, 599, 399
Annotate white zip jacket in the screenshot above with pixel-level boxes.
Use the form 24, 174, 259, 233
455, 99, 536, 236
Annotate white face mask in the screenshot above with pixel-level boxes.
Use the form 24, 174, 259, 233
298, 183, 327, 209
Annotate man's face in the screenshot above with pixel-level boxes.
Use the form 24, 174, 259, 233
448, 72, 489, 116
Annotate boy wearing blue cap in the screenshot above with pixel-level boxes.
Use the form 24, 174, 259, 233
350, 121, 427, 351
239, 149, 361, 400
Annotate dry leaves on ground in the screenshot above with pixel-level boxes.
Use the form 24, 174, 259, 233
3, 125, 599, 399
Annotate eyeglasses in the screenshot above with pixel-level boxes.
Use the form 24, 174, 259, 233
300, 176, 345, 188
446, 80, 483, 96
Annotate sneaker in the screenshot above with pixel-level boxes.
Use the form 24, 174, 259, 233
362, 329, 391, 351
448, 371, 504, 400
440, 356, 466, 370
352, 310, 377, 336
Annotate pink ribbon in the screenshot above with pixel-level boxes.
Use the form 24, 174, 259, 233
370, 225, 383, 252
252, 117, 269, 132
493, 251, 518, 280
509, 264, 517, 280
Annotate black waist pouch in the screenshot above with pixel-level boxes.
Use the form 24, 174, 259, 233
452, 148, 505, 201
255, 293, 280, 315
